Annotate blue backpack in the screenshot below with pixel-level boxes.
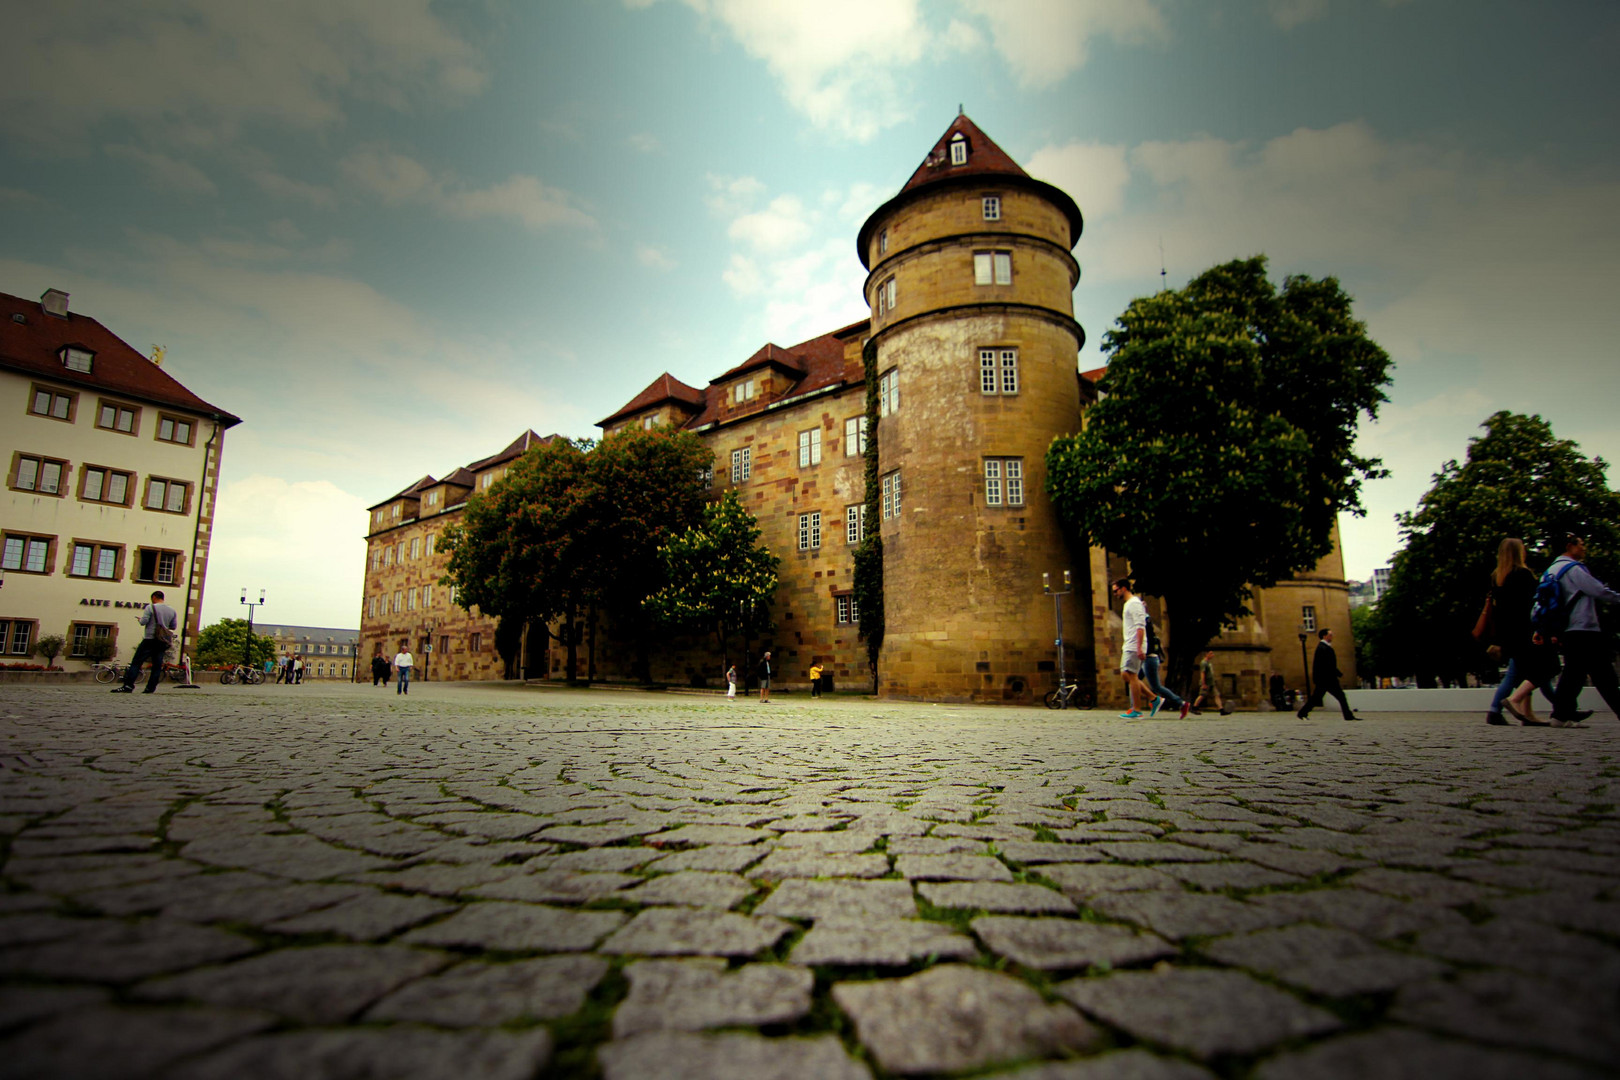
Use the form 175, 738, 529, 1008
1530, 560, 1580, 636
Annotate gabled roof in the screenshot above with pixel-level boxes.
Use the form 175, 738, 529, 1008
1080, 366, 1107, 383
683, 322, 865, 429
467, 429, 554, 472
368, 474, 437, 511
439, 466, 476, 488
857, 113, 1083, 268
899, 113, 1028, 195
708, 343, 806, 386
0, 289, 241, 425
596, 372, 706, 428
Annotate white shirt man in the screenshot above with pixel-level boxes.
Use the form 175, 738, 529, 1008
394, 649, 414, 695
1111, 578, 1162, 718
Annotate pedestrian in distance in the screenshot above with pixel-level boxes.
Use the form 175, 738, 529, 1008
111, 590, 178, 694
1545, 533, 1620, 726
394, 646, 414, 695
1296, 628, 1361, 721
1140, 613, 1189, 719
1191, 650, 1233, 715
371, 653, 389, 687
1110, 578, 1161, 718
1484, 537, 1556, 726
725, 664, 737, 701
759, 651, 773, 703
809, 662, 824, 699
293, 656, 305, 684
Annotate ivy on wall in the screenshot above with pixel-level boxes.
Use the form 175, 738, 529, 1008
852, 336, 884, 690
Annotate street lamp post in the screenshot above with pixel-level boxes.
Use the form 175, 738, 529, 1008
241, 589, 265, 670
1298, 623, 1312, 702
1042, 570, 1073, 701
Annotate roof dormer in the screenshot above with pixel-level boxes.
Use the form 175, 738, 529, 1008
59, 345, 94, 373
949, 132, 968, 165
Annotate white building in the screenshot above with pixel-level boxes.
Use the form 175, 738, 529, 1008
1, 288, 239, 668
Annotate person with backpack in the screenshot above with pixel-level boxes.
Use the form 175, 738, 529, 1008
1543, 533, 1620, 726
1140, 614, 1189, 719
1485, 537, 1556, 726
111, 590, 178, 694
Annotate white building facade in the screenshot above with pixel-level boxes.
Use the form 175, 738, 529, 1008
1, 288, 239, 668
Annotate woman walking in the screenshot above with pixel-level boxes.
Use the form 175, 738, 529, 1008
1485, 537, 1553, 726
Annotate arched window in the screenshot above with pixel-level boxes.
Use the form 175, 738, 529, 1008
949, 134, 967, 165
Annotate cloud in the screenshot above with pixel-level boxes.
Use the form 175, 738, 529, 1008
959, 0, 1167, 88
728, 195, 814, 252
1026, 141, 1131, 217
104, 145, 217, 196
340, 147, 595, 231
636, 245, 676, 270
0, 0, 489, 148
706, 174, 767, 216
0, 187, 44, 204
1269, 0, 1331, 29
627, 133, 661, 154
252, 170, 338, 209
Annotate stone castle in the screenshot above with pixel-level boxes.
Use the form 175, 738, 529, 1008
360, 115, 1353, 704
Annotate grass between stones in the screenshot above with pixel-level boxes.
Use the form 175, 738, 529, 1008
545, 962, 630, 1080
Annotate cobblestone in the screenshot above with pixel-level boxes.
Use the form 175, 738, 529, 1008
2, 683, 1617, 1078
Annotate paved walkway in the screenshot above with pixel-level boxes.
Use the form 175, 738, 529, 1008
1, 682, 1617, 1079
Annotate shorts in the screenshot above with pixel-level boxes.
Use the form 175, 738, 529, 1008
760, 676, 771, 689
1120, 653, 1142, 676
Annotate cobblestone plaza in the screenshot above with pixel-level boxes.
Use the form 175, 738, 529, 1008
1, 683, 1617, 1078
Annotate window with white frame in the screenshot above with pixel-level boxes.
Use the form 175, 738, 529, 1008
798, 511, 821, 551
394, 590, 403, 613
425, 490, 439, 508
29, 386, 75, 421
82, 466, 132, 505
425, 534, 435, 557
979, 348, 1019, 395
878, 229, 888, 255
423, 584, 433, 607
699, 465, 714, 489
844, 416, 867, 457
845, 504, 866, 544
875, 276, 896, 316
836, 594, 860, 625
481, 473, 494, 489
949, 133, 967, 165
641, 415, 657, 430
156, 415, 193, 445
62, 348, 93, 373
68, 541, 120, 579
982, 195, 1001, 221
144, 477, 190, 514
96, 401, 139, 434
2, 534, 52, 574
881, 471, 902, 520
731, 378, 757, 404
368, 596, 377, 618
0, 619, 37, 655
134, 548, 179, 585
1301, 605, 1317, 632
384, 547, 393, 567
798, 427, 822, 467
13, 454, 66, 495
407, 588, 417, 611
731, 447, 752, 483
973, 251, 1012, 286
392, 504, 402, 520
878, 369, 899, 417
983, 458, 1025, 507
410, 537, 420, 559
69, 623, 112, 657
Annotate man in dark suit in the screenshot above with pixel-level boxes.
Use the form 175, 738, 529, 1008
1297, 627, 1361, 721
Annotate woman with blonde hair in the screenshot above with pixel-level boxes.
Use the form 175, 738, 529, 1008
1485, 537, 1552, 725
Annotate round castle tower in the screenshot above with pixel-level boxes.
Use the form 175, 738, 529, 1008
858, 115, 1088, 703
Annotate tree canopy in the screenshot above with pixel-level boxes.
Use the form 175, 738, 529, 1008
1374, 411, 1620, 682
439, 427, 712, 683
645, 490, 780, 674
1046, 256, 1392, 682
196, 618, 277, 668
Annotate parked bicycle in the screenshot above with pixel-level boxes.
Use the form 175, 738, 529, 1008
1044, 679, 1095, 710
93, 660, 188, 684
218, 664, 265, 685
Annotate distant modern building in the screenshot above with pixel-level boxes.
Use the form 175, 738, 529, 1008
1347, 579, 1377, 610
255, 624, 360, 680
2, 288, 239, 668
1372, 566, 1392, 603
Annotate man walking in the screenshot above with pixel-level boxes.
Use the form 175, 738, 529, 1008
371, 653, 389, 687
394, 645, 414, 695
1111, 578, 1160, 718
1548, 534, 1620, 726
111, 590, 178, 694
1297, 628, 1360, 720
759, 651, 773, 703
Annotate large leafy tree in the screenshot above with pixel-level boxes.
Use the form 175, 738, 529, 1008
1376, 411, 1620, 684
1047, 256, 1392, 686
645, 490, 780, 677
440, 437, 592, 682
196, 618, 277, 668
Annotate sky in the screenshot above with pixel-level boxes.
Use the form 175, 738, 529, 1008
4, 0, 1617, 628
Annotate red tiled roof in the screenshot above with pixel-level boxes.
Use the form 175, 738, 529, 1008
467, 430, 555, 472
1080, 366, 1107, 383
899, 113, 1028, 195
857, 114, 1083, 268
708, 342, 807, 386
439, 466, 476, 488
369, 474, 437, 510
683, 322, 865, 429
596, 372, 706, 428
0, 289, 240, 425
369, 432, 558, 511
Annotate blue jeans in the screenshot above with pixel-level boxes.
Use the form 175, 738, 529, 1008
1142, 655, 1183, 709
397, 666, 411, 694
1489, 657, 1520, 713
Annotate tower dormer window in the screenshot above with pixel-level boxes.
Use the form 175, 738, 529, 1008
949, 134, 967, 165
61, 347, 93, 373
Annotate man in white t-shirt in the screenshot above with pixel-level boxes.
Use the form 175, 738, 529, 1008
1111, 577, 1161, 719
394, 647, 414, 695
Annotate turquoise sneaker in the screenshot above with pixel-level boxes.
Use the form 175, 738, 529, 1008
1119, 710, 1144, 719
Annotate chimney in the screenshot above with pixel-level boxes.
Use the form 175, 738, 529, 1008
40, 289, 69, 318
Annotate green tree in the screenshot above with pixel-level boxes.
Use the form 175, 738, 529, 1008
645, 490, 780, 676
1377, 411, 1620, 684
196, 618, 276, 668
441, 437, 592, 683
1046, 256, 1392, 687
1349, 603, 1388, 680
32, 634, 65, 667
